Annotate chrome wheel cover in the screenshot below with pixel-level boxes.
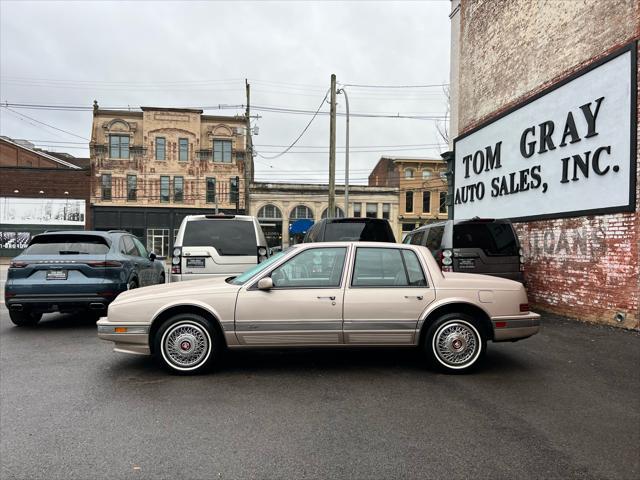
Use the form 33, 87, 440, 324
432, 320, 481, 369
161, 322, 211, 371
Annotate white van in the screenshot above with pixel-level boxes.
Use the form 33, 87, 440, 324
170, 215, 269, 282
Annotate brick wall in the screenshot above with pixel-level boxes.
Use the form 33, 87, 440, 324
0, 167, 93, 228
455, 0, 640, 329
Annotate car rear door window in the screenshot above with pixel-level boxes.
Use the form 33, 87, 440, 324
402, 250, 427, 286
270, 247, 346, 288
122, 236, 140, 256
425, 226, 444, 252
352, 248, 409, 287
410, 231, 425, 246
182, 220, 257, 256
132, 237, 148, 257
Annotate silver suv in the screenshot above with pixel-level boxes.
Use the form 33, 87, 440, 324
403, 218, 524, 282
170, 215, 269, 282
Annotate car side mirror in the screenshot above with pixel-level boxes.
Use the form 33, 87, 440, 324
149, 252, 157, 262
257, 277, 273, 290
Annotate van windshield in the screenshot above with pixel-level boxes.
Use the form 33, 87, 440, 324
324, 221, 393, 242
453, 222, 518, 256
182, 220, 257, 256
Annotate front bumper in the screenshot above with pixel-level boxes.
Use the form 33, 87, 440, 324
491, 312, 540, 341
97, 318, 151, 355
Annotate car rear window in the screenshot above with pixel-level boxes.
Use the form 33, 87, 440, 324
24, 235, 110, 255
453, 222, 518, 256
323, 220, 394, 242
182, 220, 257, 256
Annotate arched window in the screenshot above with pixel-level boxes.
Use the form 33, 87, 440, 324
405, 168, 414, 179
290, 205, 314, 220
422, 169, 432, 179
321, 206, 345, 219
257, 204, 282, 219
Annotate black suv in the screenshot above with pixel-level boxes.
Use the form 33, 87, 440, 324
403, 218, 524, 282
303, 218, 396, 243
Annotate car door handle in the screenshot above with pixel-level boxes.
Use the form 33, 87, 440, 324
404, 295, 423, 300
317, 296, 336, 301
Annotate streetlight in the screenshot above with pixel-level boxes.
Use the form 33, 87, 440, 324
337, 87, 350, 216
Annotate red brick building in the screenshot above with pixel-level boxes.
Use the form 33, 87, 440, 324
448, 0, 639, 329
0, 137, 91, 257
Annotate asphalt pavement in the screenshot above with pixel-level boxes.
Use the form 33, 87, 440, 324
0, 306, 639, 480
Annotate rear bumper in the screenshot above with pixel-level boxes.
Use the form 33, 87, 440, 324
6, 294, 117, 312
97, 318, 151, 355
491, 312, 540, 341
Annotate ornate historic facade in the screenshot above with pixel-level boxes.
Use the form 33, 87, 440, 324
89, 105, 248, 256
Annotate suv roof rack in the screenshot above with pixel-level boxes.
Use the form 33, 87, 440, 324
107, 230, 129, 234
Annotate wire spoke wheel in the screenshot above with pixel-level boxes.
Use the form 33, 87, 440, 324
432, 320, 481, 369
161, 322, 211, 370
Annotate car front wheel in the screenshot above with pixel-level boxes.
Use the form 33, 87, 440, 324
424, 313, 486, 372
154, 314, 219, 375
9, 310, 43, 327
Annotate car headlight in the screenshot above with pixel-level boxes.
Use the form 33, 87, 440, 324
171, 257, 180, 265
258, 247, 267, 256
173, 247, 181, 257
442, 257, 453, 266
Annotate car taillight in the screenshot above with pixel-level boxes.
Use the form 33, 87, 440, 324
86, 261, 123, 268
438, 249, 453, 272
172, 247, 181, 274
257, 246, 268, 263
9, 261, 29, 268
520, 303, 530, 312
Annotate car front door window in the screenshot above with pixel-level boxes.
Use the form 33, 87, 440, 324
270, 247, 346, 288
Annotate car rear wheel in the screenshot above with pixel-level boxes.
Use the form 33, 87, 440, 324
154, 314, 220, 375
9, 310, 43, 327
424, 313, 486, 373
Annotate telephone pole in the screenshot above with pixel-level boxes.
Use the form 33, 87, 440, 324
245, 79, 253, 215
328, 74, 337, 219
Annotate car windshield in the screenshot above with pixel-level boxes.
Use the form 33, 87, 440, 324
23, 235, 110, 255
228, 251, 287, 285
182, 220, 257, 256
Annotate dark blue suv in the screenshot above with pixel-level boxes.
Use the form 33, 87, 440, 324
5, 230, 166, 326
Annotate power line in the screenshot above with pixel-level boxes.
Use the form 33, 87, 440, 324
341, 82, 449, 89
0, 106, 89, 140
256, 90, 330, 160
0, 102, 447, 120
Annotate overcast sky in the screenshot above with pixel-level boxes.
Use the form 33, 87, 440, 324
0, 0, 451, 184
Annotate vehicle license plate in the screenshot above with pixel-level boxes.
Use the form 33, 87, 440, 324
46, 269, 68, 280
186, 258, 206, 268
457, 259, 476, 269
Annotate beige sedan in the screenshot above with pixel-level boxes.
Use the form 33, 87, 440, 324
97, 242, 540, 374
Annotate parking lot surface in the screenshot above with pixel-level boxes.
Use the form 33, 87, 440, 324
1, 307, 638, 480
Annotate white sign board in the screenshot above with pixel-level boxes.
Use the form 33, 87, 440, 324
0, 197, 86, 225
453, 45, 636, 221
